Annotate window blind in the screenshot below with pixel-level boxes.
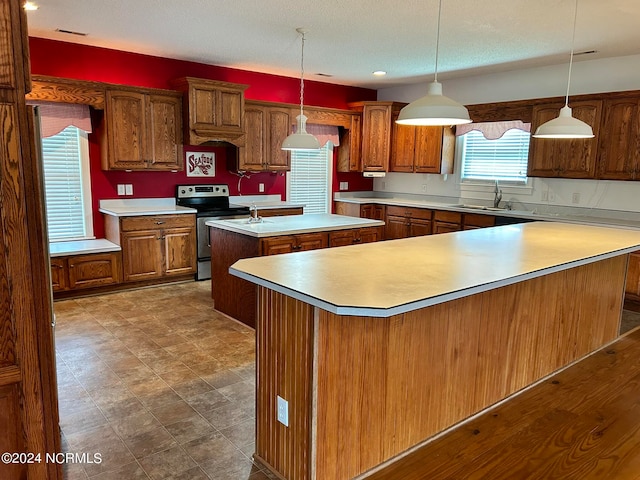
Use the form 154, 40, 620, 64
461, 129, 530, 184
41, 126, 90, 241
288, 145, 331, 214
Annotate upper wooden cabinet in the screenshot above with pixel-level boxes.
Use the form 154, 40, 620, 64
170, 77, 248, 146
336, 114, 362, 173
597, 97, 640, 180
527, 100, 603, 179
101, 88, 183, 171
238, 101, 291, 172
390, 112, 455, 174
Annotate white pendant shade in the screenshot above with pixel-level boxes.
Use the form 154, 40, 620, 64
282, 114, 321, 151
396, 81, 472, 126
533, 105, 594, 139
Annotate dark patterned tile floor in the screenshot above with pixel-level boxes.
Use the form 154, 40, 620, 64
54, 281, 275, 480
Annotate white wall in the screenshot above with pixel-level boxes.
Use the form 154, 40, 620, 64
375, 54, 640, 213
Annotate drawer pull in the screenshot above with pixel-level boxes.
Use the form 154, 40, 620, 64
156, 221, 165, 225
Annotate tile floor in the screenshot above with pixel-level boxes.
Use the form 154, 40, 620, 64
54, 281, 276, 480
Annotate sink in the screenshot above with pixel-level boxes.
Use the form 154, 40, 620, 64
452, 204, 510, 212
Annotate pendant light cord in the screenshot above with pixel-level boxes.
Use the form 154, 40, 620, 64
565, 0, 579, 107
433, 0, 442, 83
299, 30, 306, 118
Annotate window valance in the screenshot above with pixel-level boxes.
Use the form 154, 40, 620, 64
27, 101, 93, 138
455, 120, 530, 140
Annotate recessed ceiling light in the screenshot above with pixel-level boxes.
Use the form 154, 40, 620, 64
373, 71, 387, 76
23, 2, 38, 10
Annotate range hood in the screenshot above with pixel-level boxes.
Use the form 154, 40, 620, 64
363, 171, 386, 178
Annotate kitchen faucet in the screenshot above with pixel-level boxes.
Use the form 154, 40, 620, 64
248, 203, 263, 223
494, 180, 502, 209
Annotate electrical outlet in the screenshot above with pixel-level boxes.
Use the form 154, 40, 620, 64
572, 192, 580, 204
117, 184, 125, 196
421, 184, 428, 192
277, 395, 289, 427
541, 190, 548, 202
339, 182, 348, 191
259, 183, 265, 193
125, 184, 133, 196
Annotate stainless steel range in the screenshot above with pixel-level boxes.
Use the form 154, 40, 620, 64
176, 184, 250, 280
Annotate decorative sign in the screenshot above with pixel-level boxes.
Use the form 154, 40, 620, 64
186, 151, 215, 177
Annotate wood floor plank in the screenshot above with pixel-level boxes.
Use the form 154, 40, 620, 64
363, 328, 640, 480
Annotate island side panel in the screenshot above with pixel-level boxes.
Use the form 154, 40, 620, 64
313, 255, 627, 480
255, 287, 315, 480
210, 227, 260, 327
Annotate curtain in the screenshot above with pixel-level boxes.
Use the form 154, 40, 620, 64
455, 120, 530, 140
27, 101, 92, 138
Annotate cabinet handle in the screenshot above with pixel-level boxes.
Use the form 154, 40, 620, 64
292, 245, 302, 250
156, 221, 165, 225
157, 236, 162, 240
354, 238, 362, 243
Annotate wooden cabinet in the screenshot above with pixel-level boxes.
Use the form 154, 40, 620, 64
390, 114, 455, 174
50, 252, 122, 292
260, 232, 328, 256
433, 210, 462, 234
257, 207, 304, 217
385, 206, 433, 239
361, 204, 385, 221
240, 102, 291, 171
170, 77, 248, 146
528, 100, 603, 178
101, 88, 183, 171
626, 251, 640, 302
598, 97, 640, 180
105, 214, 196, 283
329, 227, 382, 247
336, 114, 362, 172
463, 213, 496, 230
103, 90, 182, 170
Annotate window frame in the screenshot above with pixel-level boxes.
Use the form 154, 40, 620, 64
286, 143, 334, 215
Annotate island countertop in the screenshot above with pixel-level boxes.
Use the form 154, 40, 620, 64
230, 221, 640, 317
206, 213, 384, 238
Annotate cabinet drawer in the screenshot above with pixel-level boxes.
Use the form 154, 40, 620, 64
406, 207, 432, 220
121, 214, 195, 231
464, 213, 495, 228
434, 210, 462, 224
386, 205, 408, 217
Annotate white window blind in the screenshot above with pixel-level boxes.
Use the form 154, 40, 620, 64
461, 129, 530, 184
41, 125, 93, 241
287, 144, 332, 214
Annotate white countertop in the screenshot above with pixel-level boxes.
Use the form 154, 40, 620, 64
230, 222, 640, 317
206, 213, 385, 238
49, 239, 121, 257
99, 198, 196, 217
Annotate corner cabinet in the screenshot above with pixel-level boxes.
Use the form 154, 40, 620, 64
239, 101, 291, 172
105, 214, 196, 282
527, 100, 603, 179
101, 88, 183, 171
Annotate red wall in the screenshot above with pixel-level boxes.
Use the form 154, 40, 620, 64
29, 38, 376, 238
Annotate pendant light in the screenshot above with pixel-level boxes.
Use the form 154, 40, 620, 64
282, 28, 321, 151
533, 0, 593, 139
396, 0, 471, 126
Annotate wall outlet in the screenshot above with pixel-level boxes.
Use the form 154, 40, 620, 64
117, 184, 125, 196
572, 192, 580, 204
421, 184, 428, 192
125, 184, 133, 195
259, 183, 265, 193
541, 190, 549, 202
339, 181, 348, 191
277, 395, 289, 427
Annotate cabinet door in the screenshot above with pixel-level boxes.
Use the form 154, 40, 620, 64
242, 106, 266, 171
409, 218, 432, 237
362, 104, 392, 171
265, 108, 291, 170
598, 98, 640, 180
261, 236, 295, 256
361, 204, 385, 220
414, 127, 445, 173
67, 253, 121, 289
385, 215, 409, 240
529, 101, 602, 178
122, 230, 163, 281
390, 121, 416, 172
329, 230, 356, 247
359, 227, 381, 244
219, 88, 244, 130
296, 233, 328, 251
463, 213, 496, 230
433, 221, 461, 234
105, 90, 148, 169
162, 226, 196, 276
50, 258, 68, 292
148, 94, 183, 170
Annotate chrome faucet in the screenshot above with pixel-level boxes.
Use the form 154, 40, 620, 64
493, 180, 503, 209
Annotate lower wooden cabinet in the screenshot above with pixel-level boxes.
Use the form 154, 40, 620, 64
105, 214, 196, 283
463, 213, 496, 230
385, 206, 433, 239
260, 232, 328, 255
329, 227, 382, 247
51, 252, 122, 292
626, 251, 640, 301
433, 210, 462, 234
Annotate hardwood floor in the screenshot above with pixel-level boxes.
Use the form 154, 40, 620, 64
364, 326, 640, 480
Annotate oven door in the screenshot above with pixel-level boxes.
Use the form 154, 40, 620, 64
196, 215, 247, 280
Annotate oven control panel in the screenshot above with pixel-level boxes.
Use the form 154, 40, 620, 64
176, 184, 229, 198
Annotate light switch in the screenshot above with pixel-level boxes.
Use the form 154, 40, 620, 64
125, 184, 133, 195
117, 184, 125, 195
259, 183, 265, 193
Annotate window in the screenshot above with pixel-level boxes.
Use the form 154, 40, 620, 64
287, 143, 333, 214
460, 128, 530, 184
40, 125, 94, 241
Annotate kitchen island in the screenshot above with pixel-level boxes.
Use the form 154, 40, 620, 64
229, 222, 640, 480
207, 213, 384, 327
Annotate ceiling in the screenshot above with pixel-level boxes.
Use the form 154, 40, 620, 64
25, 0, 640, 89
